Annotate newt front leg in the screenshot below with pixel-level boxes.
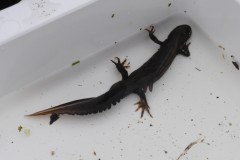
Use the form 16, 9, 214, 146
145, 26, 163, 46
111, 57, 130, 80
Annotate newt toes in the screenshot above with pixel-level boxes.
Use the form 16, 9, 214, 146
28, 25, 192, 124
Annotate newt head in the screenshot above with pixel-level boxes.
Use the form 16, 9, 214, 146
167, 24, 192, 57
168, 24, 192, 43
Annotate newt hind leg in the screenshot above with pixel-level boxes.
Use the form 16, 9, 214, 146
134, 89, 153, 118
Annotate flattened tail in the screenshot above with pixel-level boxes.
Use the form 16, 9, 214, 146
26, 83, 127, 126
26, 84, 127, 117
26, 106, 68, 116
26, 97, 94, 116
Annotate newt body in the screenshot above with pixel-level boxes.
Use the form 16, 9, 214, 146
28, 25, 192, 124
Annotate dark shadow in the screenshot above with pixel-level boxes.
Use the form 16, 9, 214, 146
0, 0, 21, 11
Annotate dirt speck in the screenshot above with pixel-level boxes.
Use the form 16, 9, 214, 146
24, 129, 31, 136
18, 125, 31, 136
218, 45, 225, 50
72, 60, 80, 66
168, 3, 171, 7
176, 138, 205, 160
231, 55, 239, 70
222, 53, 225, 59
51, 151, 55, 156
195, 67, 201, 71
18, 125, 23, 132
232, 61, 239, 70
111, 13, 115, 18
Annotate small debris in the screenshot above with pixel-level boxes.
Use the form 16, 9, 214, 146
231, 55, 239, 70
18, 125, 23, 132
139, 28, 142, 31
18, 125, 31, 136
51, 151, 55, 156
72, 60, 80, 66
184, 10, 187, 13
24, 129, 31, 136
195, 67, 201, 71
232, 61, 239, 70
164, 150, 168, 154
218, 45, 225, 50
222, 53, 225, 59
176, 138, 205, 160
111, 13, 115, 18
168, 3, 171, 7
93, 151, 97, 156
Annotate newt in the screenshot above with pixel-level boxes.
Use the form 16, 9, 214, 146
27, 25, 192, 124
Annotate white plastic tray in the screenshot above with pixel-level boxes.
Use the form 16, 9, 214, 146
1, 0, 240, 160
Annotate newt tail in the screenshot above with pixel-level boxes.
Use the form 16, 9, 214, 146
27, 24, 192, 124
27, 80, 128, 124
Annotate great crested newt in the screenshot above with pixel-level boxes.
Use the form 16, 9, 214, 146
27, 25, 192, 124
